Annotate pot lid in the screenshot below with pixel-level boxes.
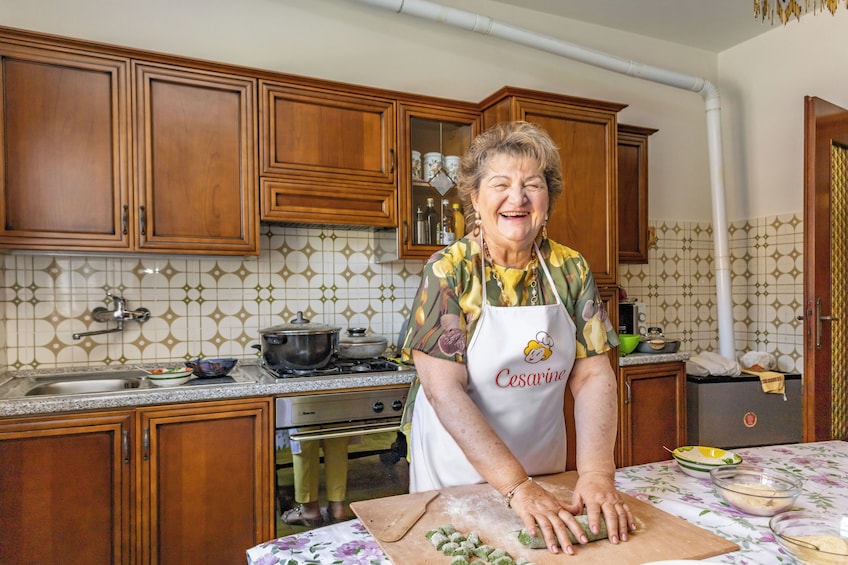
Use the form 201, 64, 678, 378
340, 328, 387, 345
259, 311, 341, 335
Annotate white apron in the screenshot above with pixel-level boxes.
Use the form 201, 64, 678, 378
410, 238, 577, 492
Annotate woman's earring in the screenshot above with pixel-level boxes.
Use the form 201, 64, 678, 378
541, 223, 548, 241
472, 210, 482, 236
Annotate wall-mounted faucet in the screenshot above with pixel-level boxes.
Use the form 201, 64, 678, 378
73, 292, 151, 340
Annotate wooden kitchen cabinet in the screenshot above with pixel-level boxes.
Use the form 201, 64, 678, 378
618, 361, 686, 467
138, 398, 274, 564
0, 32, 259, 255
133, 62, 258, 255
0, 398, 273, 565
0, 410, 133, 564
617, 124, 658, 264
481, 87, 626, 288
385, 98, 481, 259
0, 39, 133, 251
259, 81, 397, 227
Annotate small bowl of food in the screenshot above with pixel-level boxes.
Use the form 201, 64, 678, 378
710, 464, 802, 516
145, 367, 194, 387
769, 511, 848, 564
672, 445, 742, 478
186, 357, 238, 378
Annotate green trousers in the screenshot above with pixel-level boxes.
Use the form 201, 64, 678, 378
292, 436, 350, 504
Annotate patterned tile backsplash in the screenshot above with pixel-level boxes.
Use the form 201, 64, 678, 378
1, 214, 804, 373
620, 213, 804, 373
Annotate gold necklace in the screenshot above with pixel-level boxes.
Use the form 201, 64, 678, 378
483, 241, 539, 306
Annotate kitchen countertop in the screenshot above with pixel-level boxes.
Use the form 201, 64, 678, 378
0, 360, 417, 418
618, 351, 690, 366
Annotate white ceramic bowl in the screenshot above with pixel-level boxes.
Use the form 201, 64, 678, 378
710, 464, 802, 516
770, 511, 848, 564
672, 445, 742, 478
146, 368, 193, 387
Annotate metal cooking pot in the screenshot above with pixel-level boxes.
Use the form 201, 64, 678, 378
256, 311, 341, 371
338, 328, 388, 359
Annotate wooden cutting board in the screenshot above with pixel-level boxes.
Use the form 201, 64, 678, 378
352, 471, 739, 564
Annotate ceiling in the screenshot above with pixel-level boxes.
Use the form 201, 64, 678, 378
490, 0, 779, 52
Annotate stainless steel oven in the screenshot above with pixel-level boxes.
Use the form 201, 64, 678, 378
267, 358, 414, 534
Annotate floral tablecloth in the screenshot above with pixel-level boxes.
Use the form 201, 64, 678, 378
246, 440, 848, 564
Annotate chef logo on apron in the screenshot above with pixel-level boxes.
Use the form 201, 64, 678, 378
523, 331, 554, 363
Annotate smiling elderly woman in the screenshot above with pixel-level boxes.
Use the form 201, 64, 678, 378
401, 121, 634, 555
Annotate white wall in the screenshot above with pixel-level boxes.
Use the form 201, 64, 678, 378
4, 0, 847, 222
719, 8, 848, 220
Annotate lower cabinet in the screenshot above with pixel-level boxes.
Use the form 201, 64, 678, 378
617, 361, 687, 467
0, 397, 274, 564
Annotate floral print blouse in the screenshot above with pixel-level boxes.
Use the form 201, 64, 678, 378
401, 236, 619, 365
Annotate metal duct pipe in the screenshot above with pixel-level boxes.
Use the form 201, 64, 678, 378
348, 0, 736, 359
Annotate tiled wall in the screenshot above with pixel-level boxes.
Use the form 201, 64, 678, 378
1, 225, 424, 371
2, 213, 804, 373
620, 213, 804, 373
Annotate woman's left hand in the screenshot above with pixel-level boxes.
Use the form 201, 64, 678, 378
564, 471, 635, 545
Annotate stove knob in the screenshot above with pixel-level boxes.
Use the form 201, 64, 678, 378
392, 400, 403, 411
372, 401, 384, 413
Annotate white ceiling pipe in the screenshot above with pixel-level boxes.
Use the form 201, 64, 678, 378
348, 0, 736, 359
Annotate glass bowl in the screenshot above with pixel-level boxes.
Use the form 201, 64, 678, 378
710, 464, 802, 516
769, 511, 848, 564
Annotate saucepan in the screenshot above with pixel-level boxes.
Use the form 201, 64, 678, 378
339, 328, 388, 359
254, 311, 341, 371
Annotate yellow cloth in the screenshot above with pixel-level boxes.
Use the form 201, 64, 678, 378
741, 369, 785, 394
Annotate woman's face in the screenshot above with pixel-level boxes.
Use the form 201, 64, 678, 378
472, 152, 549, 253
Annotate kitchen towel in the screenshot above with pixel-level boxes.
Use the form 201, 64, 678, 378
686, 352, 741, 377
741, 369, 786, 397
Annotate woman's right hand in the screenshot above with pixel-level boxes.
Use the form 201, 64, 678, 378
509, 480, 586, 555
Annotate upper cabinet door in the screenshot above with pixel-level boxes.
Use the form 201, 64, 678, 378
260, 82, 396, 184
394, 100, 481, 259
482, 88, 625, 288
0, 41, 132, 251
618, 124, 658, 264
134, 63, 258, 254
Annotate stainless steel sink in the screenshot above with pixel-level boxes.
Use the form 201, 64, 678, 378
25, 372, 145, 396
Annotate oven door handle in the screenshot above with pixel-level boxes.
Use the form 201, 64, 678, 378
288, 421, 401, 442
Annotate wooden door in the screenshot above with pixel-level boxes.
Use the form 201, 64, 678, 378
0, 40, 131, 251
803, 96, 848, 441
134, 62, 258, 255
617, 124, 657, 264
0, 411, 133, 564
618, 361, 686, 467
138, 398, 273, 565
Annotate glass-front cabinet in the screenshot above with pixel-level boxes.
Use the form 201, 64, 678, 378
388, 100, 481, 260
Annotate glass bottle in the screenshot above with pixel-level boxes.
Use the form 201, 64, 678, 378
452, 202, 465, 239
424, 197, 439, 245
441, 199, 455, 244
414, 207, 427, 245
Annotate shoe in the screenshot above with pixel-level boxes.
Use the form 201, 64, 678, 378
281, 504, 325, 528
323, 506, 349, 524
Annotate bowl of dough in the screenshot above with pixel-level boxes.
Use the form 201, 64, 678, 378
710, 464, 802, 516
769, 511, 848, 564
671, 445, 742, 478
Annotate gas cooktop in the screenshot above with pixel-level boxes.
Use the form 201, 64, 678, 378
261, 357, 414, 380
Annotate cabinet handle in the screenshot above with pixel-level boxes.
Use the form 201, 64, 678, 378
402, 220, 409, 245
122, 429, 130, 464
138, 205, 146, 236
142, 427, 150, 461
121, 205, 128, 236
624, 380, 632, 405
389, 148, 395, 174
